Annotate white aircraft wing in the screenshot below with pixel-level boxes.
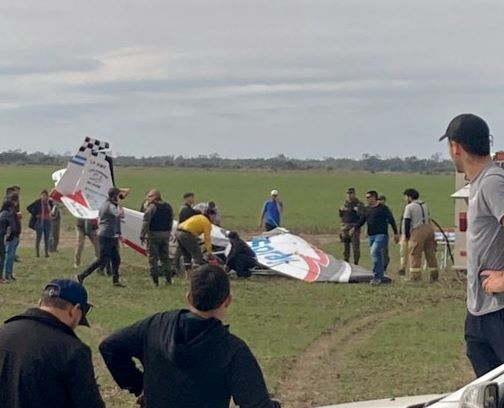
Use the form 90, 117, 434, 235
248, 229, 386, 283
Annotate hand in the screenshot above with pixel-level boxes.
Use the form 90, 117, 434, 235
481, 270, 504, 294
140, 236, 146, 245
393, 234, 400, 244
349, 227, 355, 236
136, 394, 145, 407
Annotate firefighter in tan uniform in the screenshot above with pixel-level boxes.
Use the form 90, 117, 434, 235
402, 188, 438, 282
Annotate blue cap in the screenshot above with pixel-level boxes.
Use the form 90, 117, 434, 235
42, 279, 92, 326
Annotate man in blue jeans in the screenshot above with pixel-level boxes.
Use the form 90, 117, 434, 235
354, 190, 399, 285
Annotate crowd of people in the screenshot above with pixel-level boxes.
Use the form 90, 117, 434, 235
338, 186, 439, 285
3, 113, 504, 407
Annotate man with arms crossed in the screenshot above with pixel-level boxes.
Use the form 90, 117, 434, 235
100, 264, 281, 408
441, 113, 504, 376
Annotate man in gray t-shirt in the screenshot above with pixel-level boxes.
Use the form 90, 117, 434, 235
441, 113, 504, 377
77, 187, 125, 287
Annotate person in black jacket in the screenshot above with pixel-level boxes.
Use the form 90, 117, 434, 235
354, 190, 399, 285
226, 231, 257, 278
0, 278, 105, 408
100, 264, 281, 408
178, 192, 200, 223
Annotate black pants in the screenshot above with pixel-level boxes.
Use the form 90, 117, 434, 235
79, 236, 120, 283
227, 255, 257, 278
465, 309, 504, 377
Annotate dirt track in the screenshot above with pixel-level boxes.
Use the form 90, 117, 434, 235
274, 310, 399, 408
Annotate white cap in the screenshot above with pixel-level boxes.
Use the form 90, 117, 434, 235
270, 189, 279, 196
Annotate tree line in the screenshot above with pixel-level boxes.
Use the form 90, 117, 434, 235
0, 150, 452, 173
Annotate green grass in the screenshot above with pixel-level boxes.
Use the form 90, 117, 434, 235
0, 166, 472, 407
0, 166, 454, 232
0, 243, 472, 407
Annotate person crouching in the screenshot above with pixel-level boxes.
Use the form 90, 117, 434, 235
226, 231, 257, 278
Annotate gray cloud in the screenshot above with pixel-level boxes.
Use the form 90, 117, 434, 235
0, 57, 104, 76
1, 0, 504, 158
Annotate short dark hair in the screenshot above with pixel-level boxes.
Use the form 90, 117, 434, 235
108, 187, 121, 199
208, 201, 216, 209
403, 188, 420, 200
40, 189, 48, 195
189, 265, 230, 311
183, 192, 194, 199
366, 190, 378, 199
228, 231, 240, 240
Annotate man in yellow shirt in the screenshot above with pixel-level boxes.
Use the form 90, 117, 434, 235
175, 210, 216, 273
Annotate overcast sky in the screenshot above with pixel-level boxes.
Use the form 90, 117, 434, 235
1, 0, 503, 159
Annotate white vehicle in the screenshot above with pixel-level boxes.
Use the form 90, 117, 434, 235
321, 362, 503, 408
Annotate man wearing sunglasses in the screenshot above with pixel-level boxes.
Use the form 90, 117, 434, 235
0, 278, 105, 408
354, 191, 399, 285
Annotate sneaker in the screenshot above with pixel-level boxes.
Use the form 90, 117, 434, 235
73, 263, 79, 269
0, 279, 10, 284
75, 274, 84, 284
113, 282, 126, 288
369, 278, 382, 286
14, 256, 21, 263
9, 276, 16, 281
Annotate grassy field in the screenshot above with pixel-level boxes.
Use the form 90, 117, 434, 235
0, 166, 473, 408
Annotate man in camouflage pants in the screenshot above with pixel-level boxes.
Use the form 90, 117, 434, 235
339, 187, 364, 265
140, 190, 174, 286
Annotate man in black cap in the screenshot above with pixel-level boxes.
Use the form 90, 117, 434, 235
0, 278, 105, 408
339, 187, 364, 264
440, 113, 504, 376
100, 264, 280, 408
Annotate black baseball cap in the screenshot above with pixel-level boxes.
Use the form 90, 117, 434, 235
42, 279, 92, 326
439, 113, 490, 143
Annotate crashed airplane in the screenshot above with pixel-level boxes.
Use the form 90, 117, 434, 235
51, 137, 386, 284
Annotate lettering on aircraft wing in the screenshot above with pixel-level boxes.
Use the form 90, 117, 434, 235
251, 236, 296, 265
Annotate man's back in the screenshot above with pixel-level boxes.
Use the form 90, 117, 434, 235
0, 308, 104, 408
100, 309, 278, 408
